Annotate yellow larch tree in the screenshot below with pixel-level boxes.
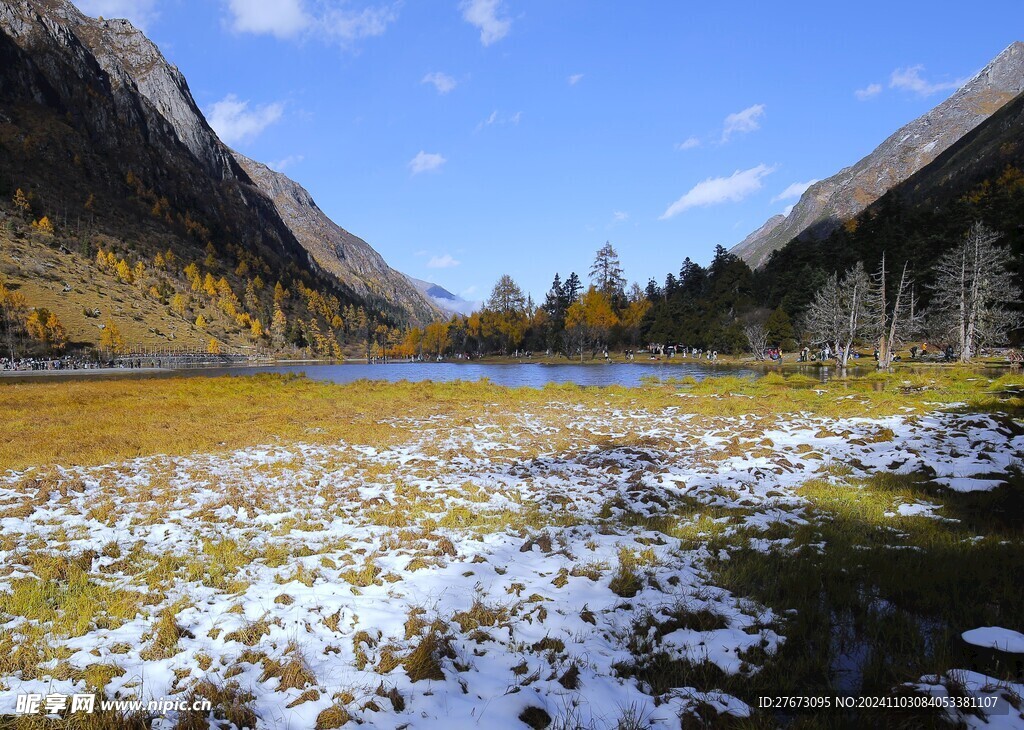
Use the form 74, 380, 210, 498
99, 318, 127, 355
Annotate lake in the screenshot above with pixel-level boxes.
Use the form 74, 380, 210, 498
179, 361, 759, 388
8, 359, 1004, 386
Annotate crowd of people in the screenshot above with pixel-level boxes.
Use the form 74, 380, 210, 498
0, 356, 174, 372
794, 343, 963, 364
0, 355, 104, 372
646, 344, 719, 361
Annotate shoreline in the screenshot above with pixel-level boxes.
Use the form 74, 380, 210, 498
1, 355, 1016, 382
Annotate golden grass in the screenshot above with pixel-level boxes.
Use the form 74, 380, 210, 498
2, 368, 1016, 473
403, 621, 452, 682
173, 680, 257, 730
0, 367, 1019, 727
223, 617, 272, 647
0, 561, 147, 639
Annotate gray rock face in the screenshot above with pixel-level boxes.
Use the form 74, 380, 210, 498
2, 0, 238, 180
732, 41, 1024, 269
234, 152, 440, 324
75, 16, 240, 181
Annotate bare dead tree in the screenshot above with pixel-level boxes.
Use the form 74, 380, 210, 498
742, 311, 770, 360
803, 271, 843, 359
866, 254, 921, 367
803, 262, 871, 366
931, 223, 1021, 362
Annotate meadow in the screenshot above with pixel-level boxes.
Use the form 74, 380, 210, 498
0, 369, 1022, 729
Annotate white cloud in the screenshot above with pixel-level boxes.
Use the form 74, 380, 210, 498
890, 65, 965, 96
207, 94, 284, 146
568, 73, 584, 86
771, 179, 817, 203
660, 163, 775, 220
321, 3, 398, 42
721, 104, 765, 142
422, 72, 457, 94
224, 0, 398, 44
409, 151, 446, 175
268, 154, 304, 172
782, 204, 795, 217
477, 110, 521, 130
427, 253, 460, 268
854, 83, 882, 100
225, 0, 309, 38
675, 136, 701, 151
74, 0, 160, 31
612, 210, 629, 223
460, 0, 511, 46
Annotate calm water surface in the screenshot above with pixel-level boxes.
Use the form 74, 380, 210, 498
181, 361, 758, 388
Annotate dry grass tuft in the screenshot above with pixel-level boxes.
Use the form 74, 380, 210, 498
404, 621, 454, 682
609, 550, 643, 598
451, 598, 510, 633
173, 680, 257, 730
223, 617, 271, 647
140, 599, 192, 660
258, 642, 317, 691
315, 704, 351, 729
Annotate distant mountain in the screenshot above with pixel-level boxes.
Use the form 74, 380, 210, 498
732, 41, 1024, 269
405, 276, 479, 316
0, 0, 435, 356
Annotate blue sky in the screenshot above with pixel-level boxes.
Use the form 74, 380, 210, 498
74, 1, 1022, 305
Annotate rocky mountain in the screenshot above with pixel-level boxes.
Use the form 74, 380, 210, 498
0, 0, 436, 351
405, 275, 479, 316
233, 153, 439, 325
732, 41, 1024, 269
757, 88, 1024, 317
733, 214, 784, 264
71, 11, 240, 181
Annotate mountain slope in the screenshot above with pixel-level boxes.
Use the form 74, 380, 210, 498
732, 41, 1024, 269
756, 88, 1024, 317
0, 0, 394, 356
732, 215, 784, 264
233, 153, 439, 325
0, 0, 434, 358
60, 5, 440, 326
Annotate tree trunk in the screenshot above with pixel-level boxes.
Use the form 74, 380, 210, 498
959, 251, 971, 362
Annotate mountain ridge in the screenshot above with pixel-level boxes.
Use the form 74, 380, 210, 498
732, 41, 1024, 269
1, 0, 438, 327
755, 88, 1024, 318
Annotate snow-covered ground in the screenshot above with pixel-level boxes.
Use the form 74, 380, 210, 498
1, 404, 1022, 728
